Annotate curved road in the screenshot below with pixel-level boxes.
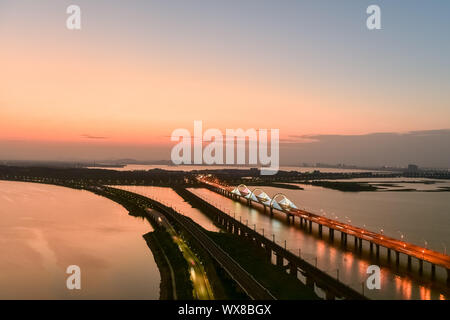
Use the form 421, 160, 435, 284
157, 205, 276, 300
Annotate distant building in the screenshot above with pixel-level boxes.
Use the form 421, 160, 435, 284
407, 164, 419, 172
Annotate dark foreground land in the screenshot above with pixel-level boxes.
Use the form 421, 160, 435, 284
2, 164, 448, 193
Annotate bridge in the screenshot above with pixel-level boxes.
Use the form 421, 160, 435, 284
179, 187, 367, 299
198, 176, 450, 285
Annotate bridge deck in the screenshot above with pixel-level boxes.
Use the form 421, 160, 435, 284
202, 179, 450, 271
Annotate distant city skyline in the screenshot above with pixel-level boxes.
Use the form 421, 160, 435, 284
1, 1, 449, 167
1, 129, 449, 169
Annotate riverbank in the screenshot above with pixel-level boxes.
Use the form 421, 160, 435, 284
173, 188, 320, 300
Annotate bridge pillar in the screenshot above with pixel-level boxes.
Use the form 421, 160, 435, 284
308, 220, 312, 233
329, 229, 334, 242
396, 251, 400, 267
387, 248, 391, 262
419, 259, 423, 275
359, 238, 363, 252
306, 276, 315, 289
344, 233, 347, 248
431, 264, 436, 279
289, 262, 297, 277
234, 224, 239, 235
318, 225, 323, 238
286, 214, 292, 224
276, 253, 284, 267
354, 236, 358, 250
265, 246, 272, 262
376, 244, 380, 259
407, 255, 412, 270
227, 220, 232, 233
370, 242, 373, 255
300, 217, 303, 227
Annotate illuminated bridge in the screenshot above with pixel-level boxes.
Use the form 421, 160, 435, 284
199, 177, 450, 286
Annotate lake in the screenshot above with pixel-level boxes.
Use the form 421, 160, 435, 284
0, 181, 160, 299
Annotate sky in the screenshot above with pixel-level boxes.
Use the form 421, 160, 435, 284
0, 1, 449, 167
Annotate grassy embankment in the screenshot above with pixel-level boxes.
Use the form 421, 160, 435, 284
173, 188, 320, 300
207, 231, 319, 300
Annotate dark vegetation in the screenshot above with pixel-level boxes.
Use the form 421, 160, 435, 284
303, 181, 379, 192
207, 232, 319, 300
143, 232, 176, 299
143, 230, 194, 300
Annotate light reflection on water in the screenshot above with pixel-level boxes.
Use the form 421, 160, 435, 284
114, 186, 220, 232
0, 181, 160, 299
102, 184, 449, 300
188, 187, 449, 300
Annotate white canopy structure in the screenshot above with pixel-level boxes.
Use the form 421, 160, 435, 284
231, 184, 298, 212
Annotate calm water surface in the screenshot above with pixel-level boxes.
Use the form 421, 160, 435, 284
188, 186, 449, 300
0, 181, 160, 299
113, 185, 219, 232
98, 183, 448, 300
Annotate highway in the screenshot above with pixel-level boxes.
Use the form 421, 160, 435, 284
156, 204, 276, 300
147, 208, 214, 300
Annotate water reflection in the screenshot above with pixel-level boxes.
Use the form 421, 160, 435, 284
113, 186, 220, 232
0, 181, 160, 299
190, 188, 449, 300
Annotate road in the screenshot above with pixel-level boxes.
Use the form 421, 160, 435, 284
157, 206, 276, 300
147, 208, 214, 300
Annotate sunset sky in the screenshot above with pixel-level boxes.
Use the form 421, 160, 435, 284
1, 1, 449, 166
